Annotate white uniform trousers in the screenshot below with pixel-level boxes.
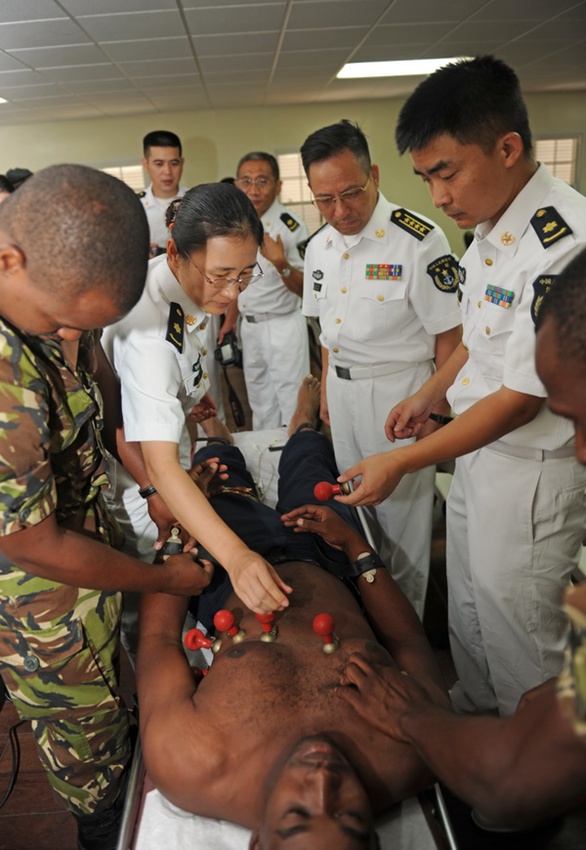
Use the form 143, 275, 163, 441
447, 444, 586, 716
240, 310, 309, 430
326, 362, 436, 618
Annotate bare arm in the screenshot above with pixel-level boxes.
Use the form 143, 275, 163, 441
340, 385, 544, 507
137, 592, 221, 796
95, 343, 194, 551
0, 512, 212, 595
141, 440, 292, 613
342, 667, 586, 829
260, 233, 304, 297
415, 325, 462, 439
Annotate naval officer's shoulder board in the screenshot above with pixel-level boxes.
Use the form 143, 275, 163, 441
391, 208, 434, 241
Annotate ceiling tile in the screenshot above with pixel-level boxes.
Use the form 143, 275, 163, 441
0, 19, 90, 50
289, 0, 391, 29
118, 58, 197, 77
101, 37, 192, 62
0, 1, 66, 24
8, 44, 107, 67
184, 5, 285, 34
77, 11, 185, 41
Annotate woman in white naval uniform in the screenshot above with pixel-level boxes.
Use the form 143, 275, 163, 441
101, 184, 292, 655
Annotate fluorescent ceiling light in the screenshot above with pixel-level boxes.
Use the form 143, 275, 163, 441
338, 58, 472, 79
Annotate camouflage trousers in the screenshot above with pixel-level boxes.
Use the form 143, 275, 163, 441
0, 569, 131, 816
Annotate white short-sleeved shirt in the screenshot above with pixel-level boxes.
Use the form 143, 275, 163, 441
302, 194, 461, 367
448, 164, 586, 450
238, 199, 308, 316
139, 184, 187, 250
102, 255, 210, 462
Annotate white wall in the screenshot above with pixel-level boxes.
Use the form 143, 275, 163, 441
1, 89, 584, 253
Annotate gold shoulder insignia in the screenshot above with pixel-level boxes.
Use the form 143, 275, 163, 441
137, 190, 146, 198
280, 212, 301, 233
166, 301, 184, 353
391, 208, 434, 241
530, 206, 573, 248
531, 274, 558, 326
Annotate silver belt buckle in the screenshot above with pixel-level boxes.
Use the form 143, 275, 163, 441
335, 366, 351, 380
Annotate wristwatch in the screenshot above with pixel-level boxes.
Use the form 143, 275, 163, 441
281, 265, 292, 278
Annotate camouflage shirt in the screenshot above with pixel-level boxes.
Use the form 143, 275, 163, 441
0, 321, 117, 559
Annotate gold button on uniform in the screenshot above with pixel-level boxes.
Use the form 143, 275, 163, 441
202, 348, 207, 356
477, 301, 482, 308
377, 295, 384, 302
343, 252, 350, 260
332, 347, 339, 353
485, 258, 493, 266
335, 318, 341, 324
485, 326, 490, 335
341, 287, 347, 293
462, 377, 470, 386
200, 322, 207, 331
203, 372, 208, 380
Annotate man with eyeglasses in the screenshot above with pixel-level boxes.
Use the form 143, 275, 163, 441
228, 151, 310, 430
300, 120, 462, 618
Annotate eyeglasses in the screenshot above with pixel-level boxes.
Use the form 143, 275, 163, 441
311, 174, 372, 211
235, 177, 275, 189
186, 257, 264, 291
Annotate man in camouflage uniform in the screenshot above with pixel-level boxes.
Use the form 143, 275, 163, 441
0, 165, 211, 850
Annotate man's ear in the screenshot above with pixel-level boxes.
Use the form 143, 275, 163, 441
501, 131, 524, 169
0, 243, 26, 277
248, 829, 261, 850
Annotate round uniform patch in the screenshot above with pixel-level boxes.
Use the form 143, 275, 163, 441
426, 255, 463, 293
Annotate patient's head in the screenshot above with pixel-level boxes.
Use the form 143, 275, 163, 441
249, 735, 380, 850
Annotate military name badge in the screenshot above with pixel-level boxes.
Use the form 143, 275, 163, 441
531, 275, 557, 325
365, 263, 402, 280
531, 206, 573, 248
426, 255, 462, 293
484, 284, 514, 308
391, 208, 434, 241
280, 212, 300, 232
166, 301, 184, 353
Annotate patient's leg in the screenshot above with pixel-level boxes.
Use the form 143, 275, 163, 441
277, 377, 362, 555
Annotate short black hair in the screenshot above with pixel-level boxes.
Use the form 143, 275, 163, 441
166, 182, 263, 256
395, 56, 533, 157
0, 164, 149, 313
143, 130, 182, 157
301, 120, 371, 177
536, 246, 586, 365
236, 152, 280, 181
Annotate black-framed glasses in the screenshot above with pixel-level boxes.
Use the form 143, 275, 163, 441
235, 177, 275, 189
311, 174, 372, 211
186, 256, 263, 291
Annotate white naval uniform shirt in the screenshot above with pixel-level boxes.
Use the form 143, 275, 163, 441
139, 184, 187, 250
448, 164, 586, 451
238, 199, 308, 316
102, 254, 210, 467
302, 194, 461, 365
